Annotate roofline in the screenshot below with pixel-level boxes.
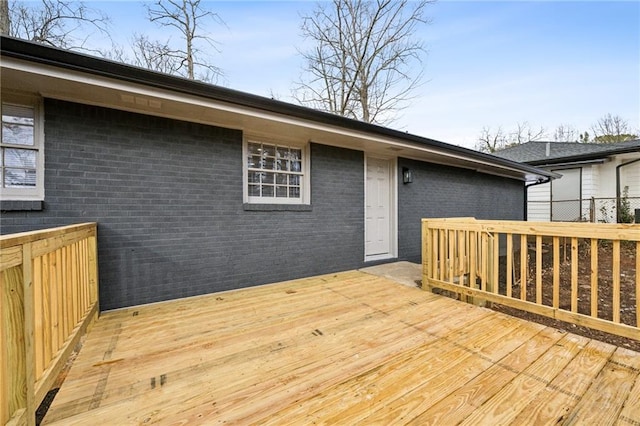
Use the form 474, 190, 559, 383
1, 36, 554, 180
526, 145, 640, 167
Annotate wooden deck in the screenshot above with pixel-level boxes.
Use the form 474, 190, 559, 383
42, 271, 640, 425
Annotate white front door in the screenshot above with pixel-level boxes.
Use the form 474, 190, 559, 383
365, 157, 394, 260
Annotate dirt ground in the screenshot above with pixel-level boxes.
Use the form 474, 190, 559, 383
492, 239, 639, 352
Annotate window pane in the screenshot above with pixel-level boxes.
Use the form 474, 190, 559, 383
276, 159, 289, 171
290, 149, 302, 161
248, 171, 262, 183
2, 123, 34, 146
276, 147, 289, 159
289, 187, 300, 198
247, 142, 261, 155
276, 186, 288, 197
289, 175, 300, 186
4, 148, 36, 168
4, 168, 36, 187
2, 104, 35, 146
263, 158, 275, 170
291, 161, 302, 172
2, 104, 34, 122
262, 185, 274, 197
263, 145, 275, 157
276, 174, 287, 185
262, 172, 274, 184
248, 155, 262, 169
248, 184, 260, 196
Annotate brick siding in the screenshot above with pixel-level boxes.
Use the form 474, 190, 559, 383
0, 99, 365, 310
397, 158, 525, 263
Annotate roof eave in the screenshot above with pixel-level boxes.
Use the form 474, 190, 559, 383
1, 36, 554, 182
527, 146, 640, 167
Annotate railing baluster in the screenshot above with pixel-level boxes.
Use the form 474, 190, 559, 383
469, 231, 476, 289
613, 240, 621, 323
481, 233, 487, 292
536, 235, 542, 304
553, 236, 560, 309
43, 253, 52, 375
520, 234, 527, 301
33, 256, 44, 380
431, 229, 437, 279
506, 234, 513, 298
571, 237, 579, 313
458, 230, 465, 278
591, 238, 598, 318
439, 230, 445, 282
492, 233, 499, 294
636, 241, 640, 328
23, 242, 36, 426
448, 230, 455, 283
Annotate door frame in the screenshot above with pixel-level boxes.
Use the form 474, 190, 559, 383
364, 155, 398, 262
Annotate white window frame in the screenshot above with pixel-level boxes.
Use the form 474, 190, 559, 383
1, 94, 45, 201
243, 137, 310, 205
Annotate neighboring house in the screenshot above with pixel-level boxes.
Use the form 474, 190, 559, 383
494, 140, 640, 222
0, 37, 553, 310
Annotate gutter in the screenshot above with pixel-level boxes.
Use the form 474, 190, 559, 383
616, 158, 640, 223
524, 176, 554, 220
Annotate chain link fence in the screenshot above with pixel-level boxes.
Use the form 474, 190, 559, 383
531, 197, 640, 223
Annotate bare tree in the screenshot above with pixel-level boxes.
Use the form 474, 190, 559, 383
5, 0, 110, 52
476, 126, 507, 153
295, 0, 432, 125
140, 0, 225, 82
591, 113, 637, 143
476, 122, 546, 153
553, 124, 578, 142
129, 34, 184, 75
511, 121, 546, 145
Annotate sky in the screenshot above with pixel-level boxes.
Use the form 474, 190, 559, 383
79, 1, 640, 149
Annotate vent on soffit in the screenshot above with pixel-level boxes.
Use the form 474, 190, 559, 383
120, 94, 162, 109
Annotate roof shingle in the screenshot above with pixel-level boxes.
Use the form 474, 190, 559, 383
493, 140, 640, 164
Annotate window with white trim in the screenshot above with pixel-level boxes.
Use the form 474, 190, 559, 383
245, 139, 308, 204
1, 98, 44, 200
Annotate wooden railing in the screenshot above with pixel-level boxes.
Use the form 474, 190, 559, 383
1, 223, 98, 426
422, 218, 640, 341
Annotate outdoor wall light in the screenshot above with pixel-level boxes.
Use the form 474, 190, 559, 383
402, 167, 413, 184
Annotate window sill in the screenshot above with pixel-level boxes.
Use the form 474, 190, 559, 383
0, 200, 44, 212
243, 203, 312, 212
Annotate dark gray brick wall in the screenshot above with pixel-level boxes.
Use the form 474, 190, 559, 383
397, 158, 525, 263
0, 99, 364, 310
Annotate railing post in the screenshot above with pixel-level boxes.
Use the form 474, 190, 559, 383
88, 234, 99, 309
422, 220, 432, 292
1, 262, 27, 425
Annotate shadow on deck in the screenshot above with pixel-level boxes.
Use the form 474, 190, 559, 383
42, 270, 640, 425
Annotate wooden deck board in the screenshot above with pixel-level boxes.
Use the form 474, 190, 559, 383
42, 270, 640, 425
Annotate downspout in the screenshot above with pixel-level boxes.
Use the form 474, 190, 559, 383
616, 158, 640, 223
525, 177, 553, 221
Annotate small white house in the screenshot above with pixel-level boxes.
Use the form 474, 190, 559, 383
495, 140, 640, 222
